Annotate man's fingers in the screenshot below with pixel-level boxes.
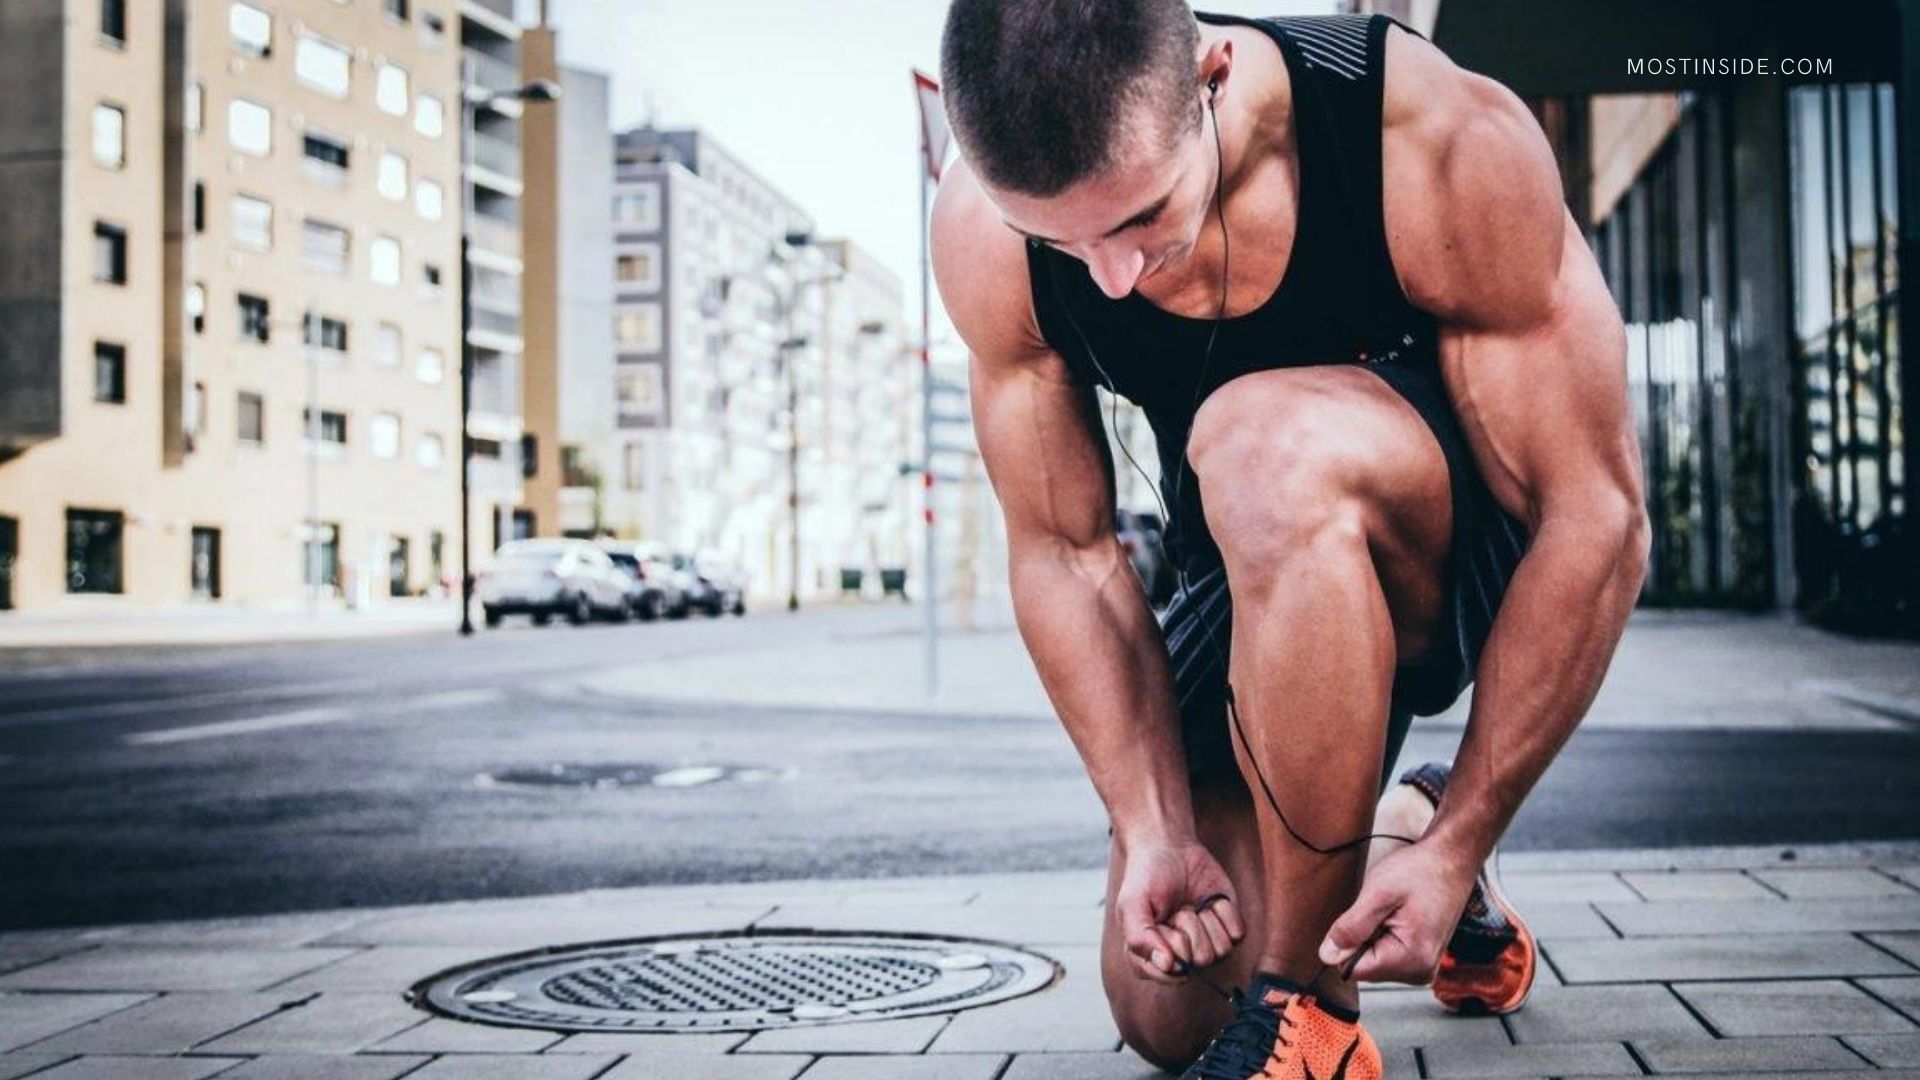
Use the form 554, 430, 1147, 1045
1168, 908, 1216, 968
1318, 885, 1398, 966
1126, 924, 1184, 983
1199, 893, 1246, 942
1192, 905, 1234, 960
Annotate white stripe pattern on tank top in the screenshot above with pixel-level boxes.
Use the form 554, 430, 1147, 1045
1271, 14, 1371, 81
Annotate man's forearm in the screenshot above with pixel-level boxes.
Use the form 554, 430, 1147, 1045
1009, 537, 1196, 848
1426, 502, 1649, 864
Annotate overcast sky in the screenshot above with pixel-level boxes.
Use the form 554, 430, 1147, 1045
547, 1, 1335, 337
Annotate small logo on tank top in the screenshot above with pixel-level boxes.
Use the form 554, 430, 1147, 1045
1355, 332, 1416, 366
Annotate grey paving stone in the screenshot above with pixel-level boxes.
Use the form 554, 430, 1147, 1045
196, 991, 428, 1054
0, 948, 356, 993
1563, 1073, 1920, 1080
312, 904, 769, 949
367, 1015, 563, 1053
739, 1014, 949, 1054
598, 1053, 811, 1079
27, 991, 298, 1054
1620, 870, 1780, 901
753, 903, 1101, 946
1360, 990, 1510, 1049
1601, 897, 1920, 937
1506, 985, 1712, 1044
1869, 932, 1920, 967
1847, 1032, 1920, 1067
1888, 867, 1920, 890
401, 1054, 619, 1079
1861, 977, 1920, 1022
929, 947, 1116, 1053
544, 1030, 748, 1053
1632, 1035, 1867, 1073
209, 1054, 434, 1080
999, 1050, 1167, 1080
1675, 980, 1918, 1036
1498, 872, 1642, 906
105, 912, 369, 949
1422, 1039, 1641, 1077
0, 941, 95, 978
794, 1055, 1008, 1080
1547, 933, 1911, 983
1753, 868, 1919, 899
0, 993, 154, 1053
1525, 902, 1621, 941
0, 1055, 74, 1080
23, 1056, 248, 1079
264, 946, 503, 993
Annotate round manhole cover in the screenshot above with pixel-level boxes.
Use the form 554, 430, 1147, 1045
407, 930, 1059, 1032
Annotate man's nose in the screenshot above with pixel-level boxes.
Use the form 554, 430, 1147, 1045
1087, 245, 1145, 300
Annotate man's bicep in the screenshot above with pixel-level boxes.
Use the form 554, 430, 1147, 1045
969, 350, 1117, 550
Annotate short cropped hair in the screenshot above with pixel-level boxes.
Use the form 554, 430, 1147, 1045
940, 0, 1201, 197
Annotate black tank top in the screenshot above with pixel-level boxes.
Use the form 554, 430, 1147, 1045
1026, 11, 1436, 578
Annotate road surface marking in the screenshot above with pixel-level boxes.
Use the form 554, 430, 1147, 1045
122, 688, 504, 746
125, 706, 350, 745
654, 766, 726, 787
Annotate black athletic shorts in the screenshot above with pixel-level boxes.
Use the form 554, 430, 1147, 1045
1158, 354, 1532, 790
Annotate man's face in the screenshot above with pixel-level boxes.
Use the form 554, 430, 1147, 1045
986, 100, 1214, 301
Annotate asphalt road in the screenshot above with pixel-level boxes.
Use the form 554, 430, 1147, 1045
1, 607, 1916, 931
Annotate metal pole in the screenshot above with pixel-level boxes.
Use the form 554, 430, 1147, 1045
787, 296, 801, 612
919, 172, 938, 695
458, 86, 476, 636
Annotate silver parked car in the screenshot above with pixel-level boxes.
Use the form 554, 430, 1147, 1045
478, 539, 631, 628
597, 541, 691, 621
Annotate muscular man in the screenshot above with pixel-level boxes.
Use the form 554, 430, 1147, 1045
930, 4, 1649, 1077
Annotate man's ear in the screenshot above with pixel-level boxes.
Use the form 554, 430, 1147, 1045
1197, 35, 1233, 101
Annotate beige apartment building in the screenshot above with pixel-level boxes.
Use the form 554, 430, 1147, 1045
0, 0, 469, 612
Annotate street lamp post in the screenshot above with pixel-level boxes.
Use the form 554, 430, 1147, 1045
457, 75, 559, 637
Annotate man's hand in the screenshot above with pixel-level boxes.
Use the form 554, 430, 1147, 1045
1113, 838, 1246, 984
1317, 838, 1477, 984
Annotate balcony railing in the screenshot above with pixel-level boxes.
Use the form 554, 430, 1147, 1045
469, 214, 519, 260
463, 50, 521, 98
471, 130, 520, 181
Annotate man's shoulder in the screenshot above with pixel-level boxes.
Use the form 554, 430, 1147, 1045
930, 157, 1050, 365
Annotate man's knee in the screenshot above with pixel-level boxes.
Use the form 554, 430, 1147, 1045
1103, 968, 1214, 1074
1189, 384, 1368, 581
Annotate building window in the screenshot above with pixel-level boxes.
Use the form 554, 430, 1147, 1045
301, 218, 351, 276
66, 509, 125, 595
92, 103, 125, 169
186, 82, 203, 133
370, 235, 401, 285
520, 433, 538, 479
237, 391, 264, 444
303, 312, 349, 355
100, 0, 127, 44
614, 305, 663, 352
416, 433, 444, 469
93, 222, 127, 284
471, 437, 501, 460
187, 282, 206, 334
192, 182, 205, 233
385, 0, 409, 20
623, 443, 644, 491
377, 151, 408, 201
186, 380, 207, 440
231, 194, 272, 251
415, 347, 444, 384
612, 186, 662, 231
191, 527, 222, 599
375, 322, 402, 367
93, 342, 126, 404
414, 178, 443, 221
414, 95, 445, 138
301, 522, 340, 589
615, 246, 662, 291
422, 263, 443, 292
229, 3, 272, 57
294, 34, 351, 97
375, 63, 409, 116
304, 407, 348, 446
423, 11, 445, 36
227, 98, 272, 156
302, 130, 350, 181
237, 292, 270, 343
371, 412, 401, 459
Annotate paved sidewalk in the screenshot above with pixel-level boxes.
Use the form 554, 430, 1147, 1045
3, 843, 1920, 1078
0, 601, 461, 650
584, 608, 1920, 732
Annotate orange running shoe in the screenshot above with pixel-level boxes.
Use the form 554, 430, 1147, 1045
1180, 972, 1383, 1080
1398, 762, 1538, 1016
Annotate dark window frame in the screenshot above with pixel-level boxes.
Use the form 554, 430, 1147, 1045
237, 390, 265, 445
65, 507, 125, 595
237, 292, 270, 343
93, 221, 128, 285
93, 341, 126, 404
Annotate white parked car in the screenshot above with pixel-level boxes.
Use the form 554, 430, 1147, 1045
477, 539, 631, 628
